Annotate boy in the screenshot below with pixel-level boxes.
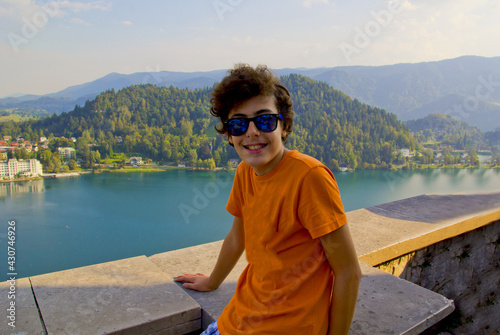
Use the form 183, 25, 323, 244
175, 64, 361, 335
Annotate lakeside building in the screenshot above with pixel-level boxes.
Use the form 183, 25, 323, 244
229, 159, 240, 168
0, 158, 43, 179
128, 157, 142, 165
399, 148, 410, 157
58, 147, 76, 160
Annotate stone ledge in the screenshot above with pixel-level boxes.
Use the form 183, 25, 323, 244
353, 262, 454, 335
349, 192, 500, 266
150, 243, 455, 334
0, 256, 202, 335
3, 191, 500, 334
150, 241, 248, 329
0, 277, 44, 335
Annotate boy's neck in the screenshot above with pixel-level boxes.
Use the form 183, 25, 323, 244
253, 147, 290, 176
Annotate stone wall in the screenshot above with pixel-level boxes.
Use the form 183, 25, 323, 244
3, 192, 498, 334
376, 220, 500, 334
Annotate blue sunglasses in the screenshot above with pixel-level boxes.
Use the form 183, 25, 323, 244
225, 113, 283, 136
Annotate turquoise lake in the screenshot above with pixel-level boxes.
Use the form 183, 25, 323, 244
1, 167, 499, 280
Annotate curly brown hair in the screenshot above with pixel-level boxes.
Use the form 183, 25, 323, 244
210, 64, 293, 144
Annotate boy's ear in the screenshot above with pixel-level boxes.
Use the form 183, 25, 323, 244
228, 135, 234, 145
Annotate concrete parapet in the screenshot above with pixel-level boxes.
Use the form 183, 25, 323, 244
352, 262, 454, 335
376, 217, 500, 333
0, 277, 44, 335
1, 191, 499, 334
350, 192, 500, 266
1, 256, 201, 334
151, 244, 455, 334
149, 241, 248, 329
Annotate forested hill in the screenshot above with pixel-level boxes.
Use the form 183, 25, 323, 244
282, 75, 416, 169
406, 113, 499, 151
0, 75, 417, 170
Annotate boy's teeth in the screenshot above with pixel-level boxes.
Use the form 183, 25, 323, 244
247, 144, 265, 150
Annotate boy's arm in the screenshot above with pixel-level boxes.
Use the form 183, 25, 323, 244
320, 223, 362, 335
175, 216, 245, 291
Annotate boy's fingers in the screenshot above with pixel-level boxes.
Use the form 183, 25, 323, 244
182, 282, 195, 289
176, 274, 191, 278
175, 273, 205, 283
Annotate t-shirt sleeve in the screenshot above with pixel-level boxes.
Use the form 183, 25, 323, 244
226, 165, 244, 218
298, 166, 347, 239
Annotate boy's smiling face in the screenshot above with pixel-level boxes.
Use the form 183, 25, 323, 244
228, 95, 288, 176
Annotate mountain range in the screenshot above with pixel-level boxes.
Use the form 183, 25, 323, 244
0, 75, 418, 170
2, 55, 499, 131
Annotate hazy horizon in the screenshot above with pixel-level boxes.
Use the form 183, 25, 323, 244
2, 1, 500, 97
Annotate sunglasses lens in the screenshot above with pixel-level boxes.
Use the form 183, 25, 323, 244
227, 118, 248, 136
227, 114, 282, 136
255, 114, 278, 132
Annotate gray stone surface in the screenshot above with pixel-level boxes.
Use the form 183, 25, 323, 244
150, 245, 455, 334
149, 319, 200, 335
3, 191, 498, 334
30, 255, 200, 335
368, 192, 500, 224
351, 262, 454, 335
379, 220, 500, 334
348, 191, 500, 265
0, 277, 45, 335
150, 241, 248, 329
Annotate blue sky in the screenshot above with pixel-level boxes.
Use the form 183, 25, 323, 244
1, 0, 499, 97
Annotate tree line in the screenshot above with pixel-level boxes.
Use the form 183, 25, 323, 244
1, 74, 427, 171
406, 113, 499, 153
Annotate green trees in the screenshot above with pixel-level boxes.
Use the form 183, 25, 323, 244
38, 149, 52, 167
442, 148, 455, 165
467, 149, 480, 167
419, 148, 434, 164
187, 149, 198, 167
14, 148, 31, 160
68, 159, 78, 170
281, 74, 417, 169
87, 150, 101, 169
406, 113, 489, 151
1, 77, 424, 170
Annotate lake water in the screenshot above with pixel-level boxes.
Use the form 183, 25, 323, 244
1, 167, 499, 280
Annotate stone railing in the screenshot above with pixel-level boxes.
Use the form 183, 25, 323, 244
2, 191, 499, 334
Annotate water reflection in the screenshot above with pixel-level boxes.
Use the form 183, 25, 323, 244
440, 168, 461, 177
0, 179, 45, 200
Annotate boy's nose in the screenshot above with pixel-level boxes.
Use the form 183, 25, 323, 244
246, 120, 260, 136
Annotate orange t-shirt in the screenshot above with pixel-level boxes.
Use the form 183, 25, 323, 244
218, 150, 348, 335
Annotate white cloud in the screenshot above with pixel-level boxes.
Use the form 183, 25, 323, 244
336, 0, 500, 65
397, 0, 417, 11
0, 6, 8, 16
302, 0, 329, 8
0, 0, 110, 20
0, 0, 31, 7
121, 20, 132, 26
70, 17, 90, 26
56, 1, 111, 13
0, 0, 42, 18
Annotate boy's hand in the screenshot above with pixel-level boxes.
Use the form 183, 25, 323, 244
174, 273, 216, 292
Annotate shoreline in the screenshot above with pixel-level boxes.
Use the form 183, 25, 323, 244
96, 166, 230, 174
1, 164, 498, 183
